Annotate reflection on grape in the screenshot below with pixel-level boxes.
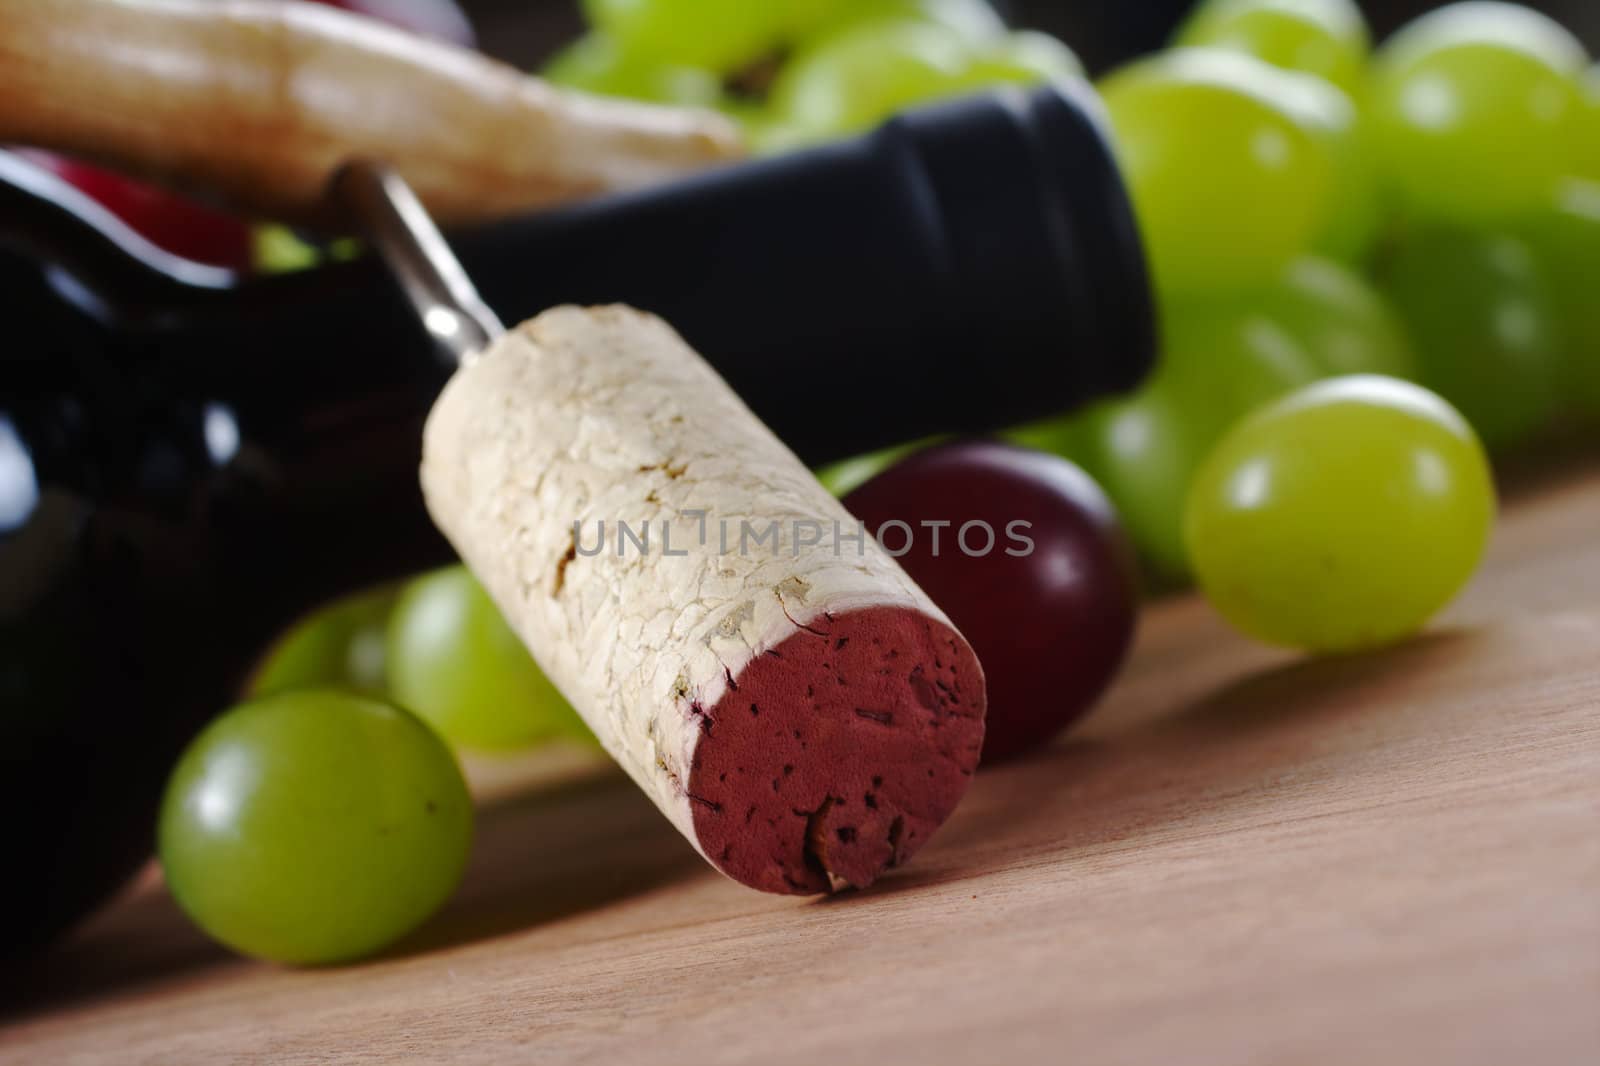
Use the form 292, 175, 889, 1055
1370, 2, 1589, 223
844, 441, 1139, 762
1099, 49, 1340, 292
1186, 376, 1495, 652
250, 585, 397, 699
387, 567, 591, 751
1376, 226, 1563, 449
159, 690, 473, 965
1175, 0, 1370, 95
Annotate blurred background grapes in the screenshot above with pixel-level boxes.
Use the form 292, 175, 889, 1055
460, 0, 1595, 72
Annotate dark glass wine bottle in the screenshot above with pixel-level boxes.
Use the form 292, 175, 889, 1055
0, 84, 1153, 956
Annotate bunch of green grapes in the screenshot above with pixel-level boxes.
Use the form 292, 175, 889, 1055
841, 4, 1581, 549
542, 0, 1085, 149
250, 566, 592, 753
171, 565, 598, 963
793, 1, 1591, 653
1362, 4, 1596, 444
1074, 0, 1588, 579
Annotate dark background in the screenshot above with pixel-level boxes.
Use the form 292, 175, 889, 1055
459, 0, 1598, 73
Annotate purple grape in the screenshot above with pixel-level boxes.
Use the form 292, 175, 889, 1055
845, 440, 1139, 763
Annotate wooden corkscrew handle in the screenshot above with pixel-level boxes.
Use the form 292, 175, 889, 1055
0, 0, 744, 228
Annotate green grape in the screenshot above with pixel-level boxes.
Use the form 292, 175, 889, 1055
814, 438, 935, 497
1168, 49, 1378, 265
746, 119, 816, 157
252, 225, 320, 275
1248, 256, 1418, 379
1226, 54, 1380, 264
884, 0, 1007, 39
1520, 180, 1600, 417
1098, 49, 1341, 292
1370, 2, 1590, 224
781, 0, 856, 38
159, 690, 473, 965
764, 10, 1048, 145
1003, 412, 1096, 466
1161, 294, 1326, 440
966, 31, 1085, 88
1086, 300, 1322, 579
1304, 96, 1380, 264
250, 585, 396, 699
769, 20, 979, 140
326, 236, 362, 262
1081, 378, 1203, 581
1578, 66, 1600, 181
582, 0, 785, 73
387, 566, 590, 751
1376, 226, 1563, 450
1176, 0, 1370, 95
786, 0, 1005, 47
542, 32, 724, 108
1185, 375, 1495, 652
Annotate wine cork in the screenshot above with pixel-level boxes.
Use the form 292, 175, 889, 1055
421, 307, 986, 894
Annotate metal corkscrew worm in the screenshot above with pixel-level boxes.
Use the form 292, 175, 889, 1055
334, 161, 504, 365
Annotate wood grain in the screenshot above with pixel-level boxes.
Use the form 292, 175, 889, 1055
2, 465, 1596, 1066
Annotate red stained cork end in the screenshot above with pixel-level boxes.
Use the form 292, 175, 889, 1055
688, 606, 986, 895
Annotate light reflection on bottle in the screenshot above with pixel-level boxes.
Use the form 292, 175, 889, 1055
203, 402, 241, 467
0, 414, 39, 532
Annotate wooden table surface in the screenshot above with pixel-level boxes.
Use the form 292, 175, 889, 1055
4, 462, 1597, 1066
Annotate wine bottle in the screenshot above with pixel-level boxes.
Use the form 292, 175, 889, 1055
0, 84, 1153, 956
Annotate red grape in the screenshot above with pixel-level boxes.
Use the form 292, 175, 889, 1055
31, 154, 254, 271
844, 440, 1139, 763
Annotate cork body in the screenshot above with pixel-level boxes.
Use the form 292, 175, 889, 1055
422, 307, 985, 893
